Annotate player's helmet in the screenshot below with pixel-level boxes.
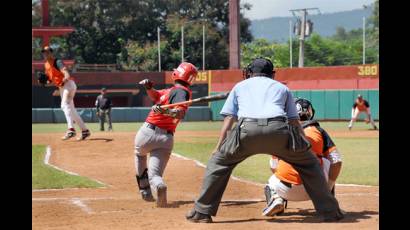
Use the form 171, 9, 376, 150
295, 98, 315, 121
172, 62, 198, 85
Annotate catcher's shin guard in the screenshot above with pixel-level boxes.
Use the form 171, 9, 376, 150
136, 169, 154, 201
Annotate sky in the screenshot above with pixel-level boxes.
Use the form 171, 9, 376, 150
241, 0, 375, 20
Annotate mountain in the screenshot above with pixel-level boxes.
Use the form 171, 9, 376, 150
250, 7, 373, 42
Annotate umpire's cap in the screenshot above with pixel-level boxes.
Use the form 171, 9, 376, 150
41, 46, 53, 53
249, 57, 274, 77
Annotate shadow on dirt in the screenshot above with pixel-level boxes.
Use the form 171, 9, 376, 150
167, 200, 195, 208
221, 200, 265, 206
267, 209, 379, 223
88, 138, 114, 142
214, 209, 378, 224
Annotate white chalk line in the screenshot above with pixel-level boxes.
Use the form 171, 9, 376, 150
37, 145, 108, 190
171, 152, 378, 188
71, 198, 94, 214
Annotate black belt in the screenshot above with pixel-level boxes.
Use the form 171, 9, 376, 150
280, 180, 292, 188
146, 123, 174, 136
242, 117, 287, 123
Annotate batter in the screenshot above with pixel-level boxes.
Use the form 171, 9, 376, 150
134, 62, 198, 208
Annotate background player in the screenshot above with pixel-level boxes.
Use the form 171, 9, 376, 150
134, 62, 198, 207
95, 87, 113, 131
40, 46, 91, 140
348, 94, 378, 130
263, 98, 343, 216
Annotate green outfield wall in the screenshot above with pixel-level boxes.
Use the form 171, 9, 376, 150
210, 90, 379, 121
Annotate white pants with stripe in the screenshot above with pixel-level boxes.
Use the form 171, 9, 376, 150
268, 158, 330, 201
59, 80, 87, 131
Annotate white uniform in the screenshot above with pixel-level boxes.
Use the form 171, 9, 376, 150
268, 158, 331, 201
59, 79, 87, 131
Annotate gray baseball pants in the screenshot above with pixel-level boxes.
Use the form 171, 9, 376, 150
134, 123, 174, 190
194, 119, 342, 219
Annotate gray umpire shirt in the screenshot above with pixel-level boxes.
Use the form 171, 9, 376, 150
95, 95, 112, 110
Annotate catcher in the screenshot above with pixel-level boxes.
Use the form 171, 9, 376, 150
134, 62, 198, 207
38, 46, 91, 140
263, 98, 343, 216
348, 94, 378, 130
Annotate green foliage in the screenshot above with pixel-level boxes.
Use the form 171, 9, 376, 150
32, 0, 253, 70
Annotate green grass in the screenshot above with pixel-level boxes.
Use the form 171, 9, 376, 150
32, 120, 379, 133
32, 121, 379, 186
32, 145, 103, 189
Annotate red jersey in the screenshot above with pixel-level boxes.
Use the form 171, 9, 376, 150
145, 85, 192, 133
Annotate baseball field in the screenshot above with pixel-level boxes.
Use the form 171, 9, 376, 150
32, 121, 379, 229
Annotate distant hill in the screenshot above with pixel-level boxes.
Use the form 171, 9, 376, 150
250, 7, 373, 42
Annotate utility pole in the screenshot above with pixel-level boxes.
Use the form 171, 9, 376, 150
290, 8, 320, 67
363, 16, 366, 64
289, 20, 293, 68
157, 27, 161, 72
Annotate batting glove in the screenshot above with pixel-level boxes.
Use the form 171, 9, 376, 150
139, 79, 154, 90
152, 104, 169, 114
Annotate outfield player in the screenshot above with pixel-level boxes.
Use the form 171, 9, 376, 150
41, 46, 91, 141
134, 62, 198, 207
348, 94, 378, 130
263, 98, 343, 216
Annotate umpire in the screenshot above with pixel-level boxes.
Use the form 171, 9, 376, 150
186, 58, 344, 223
95, 87, 113, 131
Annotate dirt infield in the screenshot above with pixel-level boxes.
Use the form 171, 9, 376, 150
32, 130, 379, 230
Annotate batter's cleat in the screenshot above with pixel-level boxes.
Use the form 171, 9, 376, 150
186, 209, 213, 223
262, 197, 285, 216
156, 184, 167, 208
61, 129, 76, 140
140, 189, 154, 202
373, 125, 378, 130
77, 129, 91, 141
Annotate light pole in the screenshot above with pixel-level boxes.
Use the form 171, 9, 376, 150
181, 25, 184, 63
157, 27, 161, 72
180, 19, 207, 69
202, 24, 206, 71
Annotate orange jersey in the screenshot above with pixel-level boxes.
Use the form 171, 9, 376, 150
145, 85, 192, 133
275, 120, 336, 185
44, 58, 68, 87
353, 99, 369, 112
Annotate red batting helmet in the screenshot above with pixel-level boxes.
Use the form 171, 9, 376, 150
172, 62, 198, 85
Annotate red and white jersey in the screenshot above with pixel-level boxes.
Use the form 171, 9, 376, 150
145, 85, 192, 133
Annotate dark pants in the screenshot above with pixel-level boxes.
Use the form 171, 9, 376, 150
194, 119, 341, 219
98, 108, 112, 131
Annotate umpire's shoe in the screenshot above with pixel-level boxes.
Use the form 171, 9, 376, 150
156, 184, 167, 208
186, 209, 213, 223
322, 208, 345, 222
77, 129, 91, 141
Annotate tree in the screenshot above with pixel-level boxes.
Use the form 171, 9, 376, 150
32, 0, 254, 70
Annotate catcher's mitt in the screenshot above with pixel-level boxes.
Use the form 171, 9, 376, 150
37, 72, 48, 85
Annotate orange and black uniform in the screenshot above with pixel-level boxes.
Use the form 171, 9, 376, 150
275, 120, 336, 185
145, 85, 192, 133
353, 99, 370, 112
44, 58, 71, 87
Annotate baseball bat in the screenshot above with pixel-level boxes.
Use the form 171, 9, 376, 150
161, 92, 229, 109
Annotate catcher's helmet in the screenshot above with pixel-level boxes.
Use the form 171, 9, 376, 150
172, 62, 198, 85
295, 98, 315, 121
